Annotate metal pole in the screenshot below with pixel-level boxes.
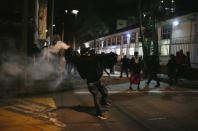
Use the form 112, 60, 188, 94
73, 14, 77, 50
62, 22, 65, 41
49, 0, 54, 45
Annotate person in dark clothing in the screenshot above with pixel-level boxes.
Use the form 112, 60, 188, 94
145, 55, 160, 89
129, 52, 143, 91
65, 48, 118, 119
176, 50, 186, 77
120, 55, 129, 78
186, 51, 191, 69
103, 52, 118, 77
167, 54, 177, 86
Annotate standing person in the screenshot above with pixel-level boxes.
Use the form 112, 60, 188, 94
186, 51, 191, 71
129, 52, 143, 91
167, 54, 177, 86
120, 55, 129, 78
179, 49, 186, 76
144, 55, 160, 89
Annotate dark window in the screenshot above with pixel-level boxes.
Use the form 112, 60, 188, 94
123, 36, 127, 44
130, 33, 136, 43
117, 36, 121, 44
108, 38, 111, 46
96, 41, 99, 47
161, 25, 172, 39
103, 40, 106, 47
112, 37, 116, 45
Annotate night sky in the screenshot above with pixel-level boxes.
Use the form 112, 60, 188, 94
53, 0, 197, 42
0, 0, 197, 42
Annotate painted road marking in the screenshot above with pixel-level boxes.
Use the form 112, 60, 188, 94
4, 99, 66, 128
74, 90, 198, 94
148, 117, 167, 121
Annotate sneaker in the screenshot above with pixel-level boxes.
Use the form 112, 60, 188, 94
100, 102, 111, 107
127, 87, 133, 93
97, 114, 108, 120
128, 87, 133, 90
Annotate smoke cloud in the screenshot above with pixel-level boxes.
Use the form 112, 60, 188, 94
0, 48, 80, 96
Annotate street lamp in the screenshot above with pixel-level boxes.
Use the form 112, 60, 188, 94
63, 9, 79, 50
72, 10, 79, 50
127, 33, 131, 56
173, 20, 179, 27
71, 10, 79, 16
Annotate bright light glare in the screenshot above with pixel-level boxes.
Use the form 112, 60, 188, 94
84, 42, 90, 48
173, 20, 179, 26
65, 10, 68, 13
72, 10, 79, 15
127, 33, 131, 38
53, 24, 56, 27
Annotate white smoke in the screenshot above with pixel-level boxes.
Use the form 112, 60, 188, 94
0, 48, 77, 95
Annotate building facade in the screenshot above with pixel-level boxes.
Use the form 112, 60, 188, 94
83, 13, 198, 68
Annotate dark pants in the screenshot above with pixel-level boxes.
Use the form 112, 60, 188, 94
146, 72, 160, 86
168, 71, 177, 85
120, 66, 128, 78
110, 66, 115, 74
87, 80, 108, 116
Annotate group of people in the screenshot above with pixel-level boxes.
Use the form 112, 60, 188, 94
120, 49, 191, 91
120, 53, 162, 91
120, 52, 145, 91
167, 49, 191, 86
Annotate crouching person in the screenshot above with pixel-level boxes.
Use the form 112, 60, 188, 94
87, 80, 109, 119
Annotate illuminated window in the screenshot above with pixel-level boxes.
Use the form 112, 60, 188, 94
129, 48, 134, 55
160, 39, 170, 56
123, 48, 127, 55
116, 48, 120, 55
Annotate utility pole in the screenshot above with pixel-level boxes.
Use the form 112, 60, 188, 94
62, 22, 65, 41
49, 0, 54, 45
21, 0, 29, 55
138, 0, 148, 61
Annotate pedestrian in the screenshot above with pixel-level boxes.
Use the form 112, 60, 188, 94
144, 55, 160, 89
167, 54, 177, 86
186, 51, 191, 70
120, 55, 129, 78
129, 52, 143, 91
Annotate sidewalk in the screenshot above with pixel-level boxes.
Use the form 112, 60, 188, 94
104, 70, 198, 89
1, 69, 197, 98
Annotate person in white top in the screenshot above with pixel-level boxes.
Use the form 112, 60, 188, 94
50, 34, 70, 79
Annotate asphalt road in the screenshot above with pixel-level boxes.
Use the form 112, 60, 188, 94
0, 82, 198, 131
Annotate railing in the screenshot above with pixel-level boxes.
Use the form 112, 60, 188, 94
159, 36, 198, 68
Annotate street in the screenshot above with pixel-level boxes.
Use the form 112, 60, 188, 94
1, 0, 198, 130
0, 76, 198, 131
